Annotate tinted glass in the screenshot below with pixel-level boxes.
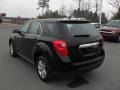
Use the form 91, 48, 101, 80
62, 23, 100, 37
45, 22, 100, 38
29, 22, 40, 34
46, 23, 54, 32
45, 23, 65, 37
20, 21, 31, 34
106, 20, 120, 28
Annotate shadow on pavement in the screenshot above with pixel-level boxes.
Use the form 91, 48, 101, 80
67, 76, 89, 88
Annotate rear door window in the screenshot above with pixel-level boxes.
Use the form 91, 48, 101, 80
44, 23, 66, 38
46, 23, 54, 32
28, 22, 40, 35
45, 23, 58, 35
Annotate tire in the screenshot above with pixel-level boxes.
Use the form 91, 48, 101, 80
9, 41, 18, 57
36, 56, 53, 82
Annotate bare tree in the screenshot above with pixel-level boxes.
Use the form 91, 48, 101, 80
109, 0, 120, 19
66, 4, 75, 18
73, 0, 83, 11
74, 0, 94, 11
37, 0, 49, 16
85, 0, 94, 12
109, 0, 120, 9
92, 0, 100, 22
94, 0, 100, 14
58, 4, 66, 17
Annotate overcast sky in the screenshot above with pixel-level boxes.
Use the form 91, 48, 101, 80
0, 0, 114, 18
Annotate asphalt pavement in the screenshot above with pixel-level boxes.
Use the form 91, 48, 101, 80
0, 23, 120, 90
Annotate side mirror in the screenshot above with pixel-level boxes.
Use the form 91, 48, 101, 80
13, 29, 19, 33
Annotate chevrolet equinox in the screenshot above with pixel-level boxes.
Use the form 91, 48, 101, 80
9, 18, 105, 82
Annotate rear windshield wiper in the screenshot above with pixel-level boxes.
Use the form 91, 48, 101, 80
74, 34, 90, 37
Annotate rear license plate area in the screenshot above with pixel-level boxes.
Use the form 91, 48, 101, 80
79, 42, 100, 56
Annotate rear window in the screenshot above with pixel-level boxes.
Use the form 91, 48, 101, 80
61, 22, 100, 37
44, 22, 100, 38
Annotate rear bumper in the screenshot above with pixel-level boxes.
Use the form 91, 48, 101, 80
52, 54, 105, 74
54, 58, 104, 77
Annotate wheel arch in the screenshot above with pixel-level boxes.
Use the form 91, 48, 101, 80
9, 39, 13, 45
9, 38, 15, 45
32, 42, 54, 65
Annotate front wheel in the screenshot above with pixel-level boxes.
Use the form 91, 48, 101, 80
36, 56, 53, 82
9, 42, 18, 57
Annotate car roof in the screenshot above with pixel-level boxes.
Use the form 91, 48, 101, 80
31, 18, 90, 23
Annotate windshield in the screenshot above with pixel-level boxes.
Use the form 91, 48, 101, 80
61, 23, 100, 37
106, 20, 120, 27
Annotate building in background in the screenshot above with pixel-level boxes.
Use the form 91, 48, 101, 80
0, 13, 6, 23
0, 13, 31, 24
0, 13, 6, 17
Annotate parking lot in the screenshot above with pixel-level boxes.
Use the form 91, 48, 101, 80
0, 23, 120, 90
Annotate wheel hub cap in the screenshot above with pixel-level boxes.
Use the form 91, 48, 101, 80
10, 44, 13, 55
38, 60, 47, 79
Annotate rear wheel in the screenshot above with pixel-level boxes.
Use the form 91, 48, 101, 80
36, 56, 53, 82
9, 42, 18, 57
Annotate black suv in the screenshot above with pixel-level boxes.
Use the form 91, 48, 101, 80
9, 19, 105, 82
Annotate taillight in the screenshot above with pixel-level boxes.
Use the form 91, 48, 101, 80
53, 40, 68, 56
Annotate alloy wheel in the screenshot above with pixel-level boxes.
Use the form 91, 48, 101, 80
10, 43, 14, 55
38, 60, 47, 79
